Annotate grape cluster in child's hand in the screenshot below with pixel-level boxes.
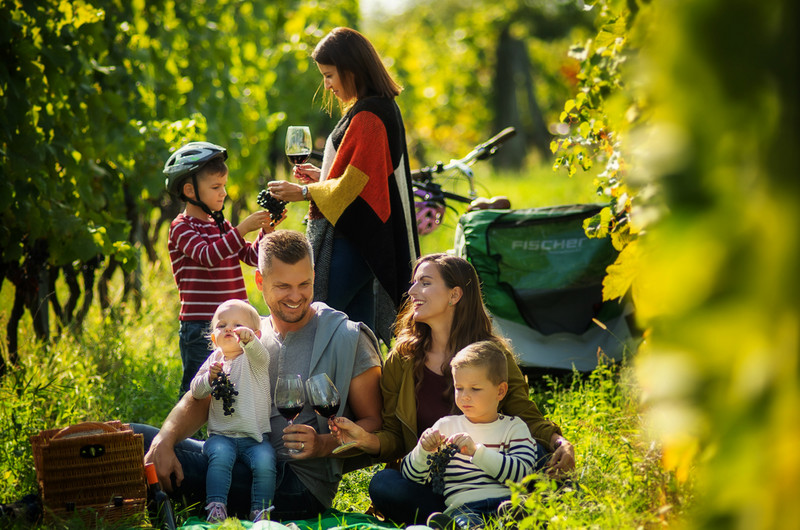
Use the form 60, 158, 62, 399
426, 443, 459, 495
210, 372, 238, 416
257, 190, 287, 224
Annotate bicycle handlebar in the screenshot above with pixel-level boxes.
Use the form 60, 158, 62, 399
413, 181, 473, 204
472, 126, 516, 161
411, 126, 516, 177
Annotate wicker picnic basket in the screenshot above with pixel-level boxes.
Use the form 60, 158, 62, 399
30, 420, 147, 525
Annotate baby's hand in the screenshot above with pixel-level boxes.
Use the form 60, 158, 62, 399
208, 362, 223, 383
447, 432, 477, 457
420, 428, 445, 452
234, 326, 256, 345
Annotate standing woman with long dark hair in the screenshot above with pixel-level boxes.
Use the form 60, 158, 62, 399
269, 27, 419, 340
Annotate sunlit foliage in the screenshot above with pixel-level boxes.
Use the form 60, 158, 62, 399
365, 0, 593, 165
554, 0, 799, 527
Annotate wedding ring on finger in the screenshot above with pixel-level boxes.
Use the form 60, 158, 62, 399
300, 442, 305, 451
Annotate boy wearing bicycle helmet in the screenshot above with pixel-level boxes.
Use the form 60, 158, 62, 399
164, 141, 275, 397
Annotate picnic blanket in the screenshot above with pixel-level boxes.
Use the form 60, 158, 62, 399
178, 509, 402, 529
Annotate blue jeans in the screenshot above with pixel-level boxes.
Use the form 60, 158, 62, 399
370, 443, 551, 525
178, 320, 213, 396
132, 424, 325, 520
369, 468, 445, 525
326, 236, 375, 331
449, 496, 509, 528
204, 434, 276, 512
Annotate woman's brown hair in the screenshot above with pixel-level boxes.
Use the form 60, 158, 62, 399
392, 254, 508, 409
312, 27, 402, 115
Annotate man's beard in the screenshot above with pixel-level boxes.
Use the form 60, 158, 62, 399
270, 303, 309, 324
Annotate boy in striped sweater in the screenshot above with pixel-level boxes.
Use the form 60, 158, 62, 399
163, 141, 275, 396
401, 341, 539, 529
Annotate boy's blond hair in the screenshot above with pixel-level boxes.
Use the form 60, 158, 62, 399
450, 340, 508, 385
211, 299, 261, 331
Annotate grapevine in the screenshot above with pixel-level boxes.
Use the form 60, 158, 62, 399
426, 443, 459, 495
257, 190, 288, 224
210, 372, 238, 416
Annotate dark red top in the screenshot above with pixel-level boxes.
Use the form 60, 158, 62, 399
416, 365, 453, 436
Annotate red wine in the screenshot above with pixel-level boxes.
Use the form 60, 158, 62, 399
287, 152, 310, 165
313, 401, 340, 419
277, 405, 303, 421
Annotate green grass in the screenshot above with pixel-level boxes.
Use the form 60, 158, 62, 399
0, 165, 691, 528
329, 359, 692, 529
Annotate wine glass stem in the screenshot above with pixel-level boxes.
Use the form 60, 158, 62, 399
285, 419, 299, 455
330, 415, 340, 439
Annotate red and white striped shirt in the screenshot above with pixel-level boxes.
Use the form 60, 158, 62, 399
168, 213, 262, 321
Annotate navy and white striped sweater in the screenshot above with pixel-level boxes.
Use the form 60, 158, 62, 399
401, 414, 538, 512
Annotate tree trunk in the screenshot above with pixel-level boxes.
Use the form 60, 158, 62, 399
519, 42, 551, 158
493, 27, 527, 170
1, 243, 50, 377
141, 213, 159, 263
63, 265, 81, 325
492, 26, 551, 169
3, 286, 25, 377
74, 257, 99, 328
30, 264, 50, 340
98, 257, 116, 310
48, 267, 64, 331
123, 183, 142, 310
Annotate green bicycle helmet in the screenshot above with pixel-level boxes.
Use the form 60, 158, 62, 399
163, 141, 228, 196
163, 141, 230, 232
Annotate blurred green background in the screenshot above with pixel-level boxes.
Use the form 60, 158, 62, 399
2, 0, 798, 528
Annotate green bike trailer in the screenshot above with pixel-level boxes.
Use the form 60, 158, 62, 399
454, 204, 635, 371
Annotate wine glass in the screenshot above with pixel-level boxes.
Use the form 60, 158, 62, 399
305, 373, 357, 454
285, 126, 312, 167
274, 374, 305, 455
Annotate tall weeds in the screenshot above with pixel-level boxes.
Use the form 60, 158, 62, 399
0, 263, 181, 504
332, 357, 692, 528
505, 358, 689, 528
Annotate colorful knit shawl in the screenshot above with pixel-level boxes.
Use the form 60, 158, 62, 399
306, 96, 419, 336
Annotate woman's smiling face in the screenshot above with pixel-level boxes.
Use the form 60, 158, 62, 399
407, 261, 457, 325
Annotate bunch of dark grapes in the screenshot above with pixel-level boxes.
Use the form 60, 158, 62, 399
210, 372, 238, 416
426, 443, 459, 495
257, 190, 287, 224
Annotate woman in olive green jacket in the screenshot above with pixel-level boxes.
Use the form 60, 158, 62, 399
335, 254, 575, 525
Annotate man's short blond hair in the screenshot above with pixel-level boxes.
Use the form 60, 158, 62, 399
258, 230, 313, 275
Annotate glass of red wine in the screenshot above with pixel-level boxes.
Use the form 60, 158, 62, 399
285, 126, 312, 167
305, 373, 357, 454
275, 374, 305, 455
